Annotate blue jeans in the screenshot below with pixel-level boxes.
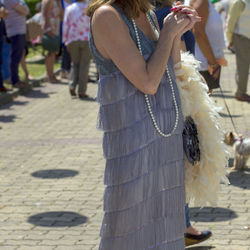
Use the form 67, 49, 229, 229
185, 204, 191, 228
0, 37, 3, 88
2, 39, 11, 80
9, 34, 26, 85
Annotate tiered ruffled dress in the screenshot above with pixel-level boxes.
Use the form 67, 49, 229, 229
89, 6, 186, 250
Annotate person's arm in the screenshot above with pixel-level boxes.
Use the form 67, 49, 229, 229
62, 8, 69, 46
56, 0, 64, 20
13, 3, 29, 16
226, 0, 244, 45
171, 5, 199, 65
191, 0, 217, 66
92, 5, 198, 95
0, 6, 8, 18
42, 0, 54, 36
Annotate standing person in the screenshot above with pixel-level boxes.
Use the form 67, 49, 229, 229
0, 3, 9, 92
189, 0, 227, 93
60, 0, 72, 79
226, 0, 250, 102
2, 0, 29, 89
63, 0, 91, 99
155, 0, 212, 247
87, 0, 201, 249
41, 0, 63, 83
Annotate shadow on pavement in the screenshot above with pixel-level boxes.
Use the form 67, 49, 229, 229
31, 169, 79, 179
28, 211, 88, 227
186, 246, 215, 250
0, 115, 16, 123
24, 89, 56, 99
0, 100, 29, 110
228, 168, 250, 190
211, 93, 235, 99
79, 96, 96, 102
189, 207, 237, 222
218, 112, 242, 118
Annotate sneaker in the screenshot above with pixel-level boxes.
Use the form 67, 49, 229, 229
78, 93, 89, 99
235, 93, 250, 102
13, 81, 27, 89
60, 70, 69, 80
0, 86, 12, 93
69, 87, 76, 97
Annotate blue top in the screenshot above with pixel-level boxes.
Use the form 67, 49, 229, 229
155, 6, 196, 55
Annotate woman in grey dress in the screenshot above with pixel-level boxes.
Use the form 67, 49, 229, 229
87, 1, 201, 249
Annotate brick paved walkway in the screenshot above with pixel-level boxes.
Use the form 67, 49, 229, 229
0, 53, 249, 250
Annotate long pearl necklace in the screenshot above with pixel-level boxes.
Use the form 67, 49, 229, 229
131, 13, 179, 138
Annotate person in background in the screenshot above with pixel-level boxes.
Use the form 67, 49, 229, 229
226, 0, 250, 102
41, 0, 63, 83
189, 0, 227, 94
63, 0, 91, 99
3, 0, 29, 89
60, 0, 72, 79
0, 3, 9, 93
155, 0, 212, 247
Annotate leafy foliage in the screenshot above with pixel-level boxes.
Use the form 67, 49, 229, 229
25, 0, 41, 16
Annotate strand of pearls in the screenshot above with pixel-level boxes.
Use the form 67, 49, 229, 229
131, 14, 179, 138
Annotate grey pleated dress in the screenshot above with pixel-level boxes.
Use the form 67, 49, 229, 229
89, 6, 186, 250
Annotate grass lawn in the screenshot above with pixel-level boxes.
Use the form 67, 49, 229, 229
19, 45, 61, 79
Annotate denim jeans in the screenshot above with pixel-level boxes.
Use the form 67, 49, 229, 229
2, 39, 11, 80
0, 37, 3, 88
185, 204, 191, 228
9, 34, 26, 85
61, 45, 71, 72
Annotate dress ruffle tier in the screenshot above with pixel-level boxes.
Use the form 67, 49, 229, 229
97, 64, 186, 249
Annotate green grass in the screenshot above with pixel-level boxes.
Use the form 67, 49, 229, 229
19, 45, 61, 79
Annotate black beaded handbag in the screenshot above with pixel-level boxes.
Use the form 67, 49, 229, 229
182, 116, 200, 165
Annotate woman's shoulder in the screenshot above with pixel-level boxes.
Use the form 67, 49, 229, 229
92, 4, 120, 22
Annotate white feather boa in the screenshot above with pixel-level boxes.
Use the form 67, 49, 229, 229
176, 52, 229, 206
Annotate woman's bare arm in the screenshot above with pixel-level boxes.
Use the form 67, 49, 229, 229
191, 0, 217, 66
92, 5, 192, 95
42, 0, 53, 34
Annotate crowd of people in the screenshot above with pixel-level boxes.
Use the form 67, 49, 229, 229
0, 0, 92, 99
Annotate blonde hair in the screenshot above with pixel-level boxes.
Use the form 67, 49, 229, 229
87, 0, 153, 18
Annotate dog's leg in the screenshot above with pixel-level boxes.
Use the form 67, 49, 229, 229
231, 155, 239, 170
240, 156, 248, 170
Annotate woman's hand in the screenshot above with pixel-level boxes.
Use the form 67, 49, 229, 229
167, 5, 202, 40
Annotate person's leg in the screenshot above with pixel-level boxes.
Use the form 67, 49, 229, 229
0, 38, 3, 88
45, 52, 57, 82
20, 50, 29, 80
233, 34, 250, 97
61, 45, 71, 72
185, 204, 212, 246
10, 34, 26, 85
2, 39, 11, 81
78, 41, 92, 96
68, 41, 81, 95
185, 204, 191, 229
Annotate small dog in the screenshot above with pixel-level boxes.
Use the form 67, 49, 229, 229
224, 132, 250, 170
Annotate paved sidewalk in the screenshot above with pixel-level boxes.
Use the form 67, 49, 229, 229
0, 53, 249, 250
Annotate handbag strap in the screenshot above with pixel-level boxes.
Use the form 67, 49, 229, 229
131, 14, 179, 138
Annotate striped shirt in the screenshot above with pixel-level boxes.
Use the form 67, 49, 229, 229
3, 0, 28, 37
